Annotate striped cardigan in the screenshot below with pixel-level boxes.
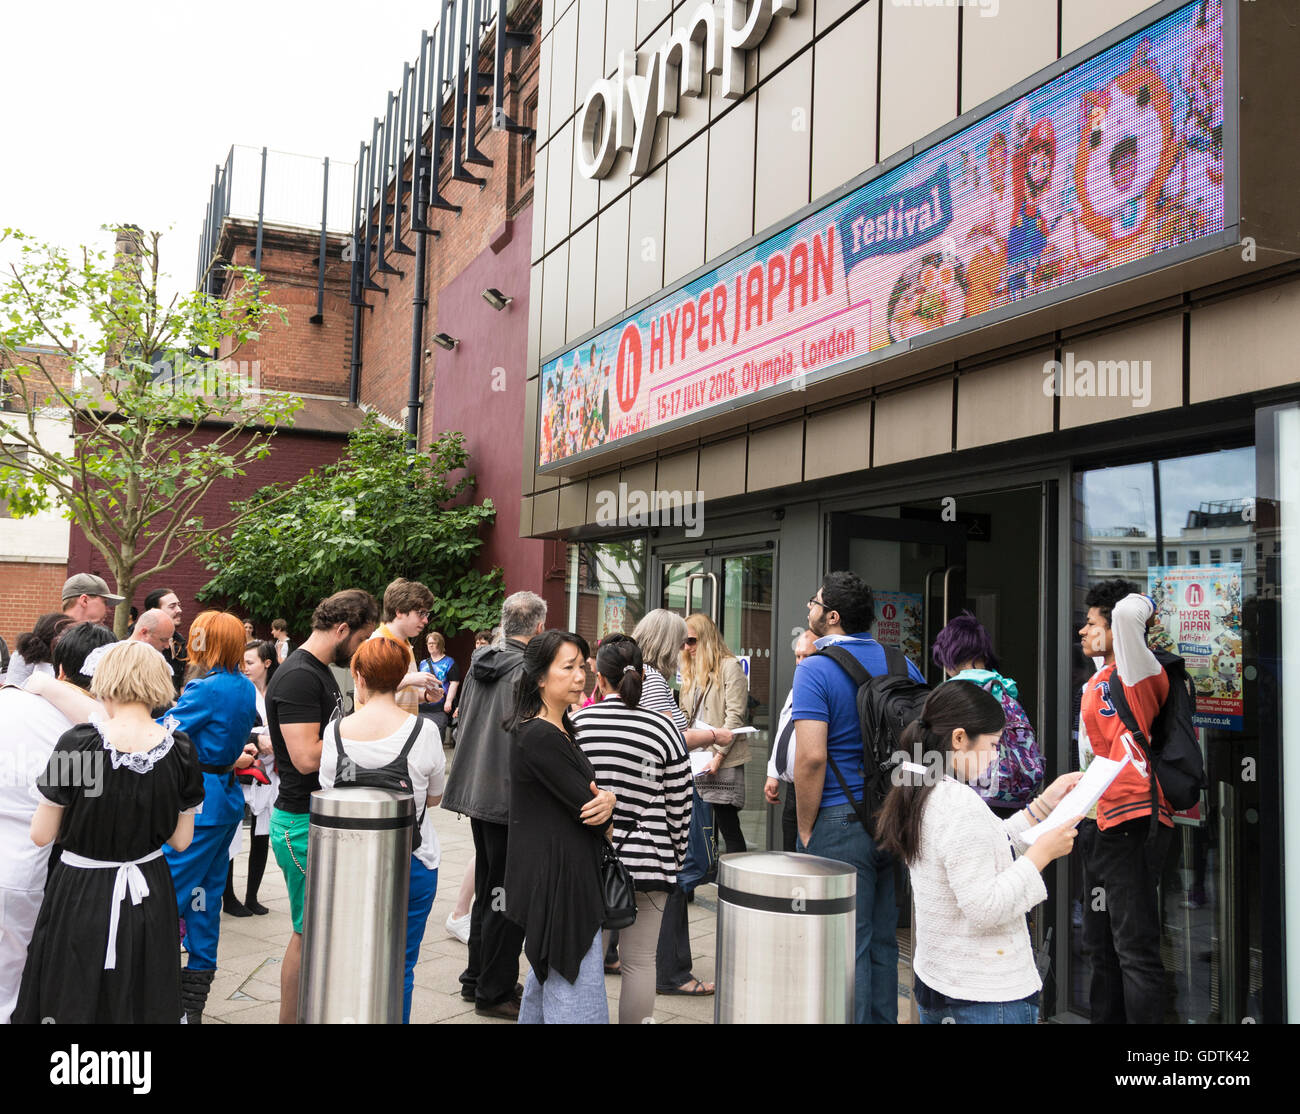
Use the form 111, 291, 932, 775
572, 694, 693, 890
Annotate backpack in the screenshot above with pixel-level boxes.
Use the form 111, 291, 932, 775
817, 644, 931, 835
955, 670, 1045, 807
1107, 649, 1206, 836
330, 718, 425, 851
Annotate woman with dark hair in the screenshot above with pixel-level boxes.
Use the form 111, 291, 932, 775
572, 637, 692, 1023
503, 630, 616, 1024
932, 612, 1045, 810
224, 640, 280, 916
7, 613, 75, 688
163, 611, 259, 1023
875, 682, 1082, 1024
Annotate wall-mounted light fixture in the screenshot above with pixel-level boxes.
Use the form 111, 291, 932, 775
481, 288, 512, 311
431, 333, 459, 351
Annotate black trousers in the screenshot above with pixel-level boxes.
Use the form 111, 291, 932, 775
780, 783, 798, 853
1080, 816, 1174, 1024
713, 804, 747, 855
460, 817, 525, 1007
655, 885, 694, 990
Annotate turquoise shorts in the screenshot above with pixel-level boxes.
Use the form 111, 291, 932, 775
270, 808, 310, 934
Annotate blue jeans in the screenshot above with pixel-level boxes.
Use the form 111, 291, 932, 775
918, 996, 1039, 1024
518, 931, 609, 1025
798, 802, 898, 1025
403, 858, 438, 1024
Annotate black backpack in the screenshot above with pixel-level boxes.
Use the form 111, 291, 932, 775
817, 645, 931, 835
1108, 649, 1206, 836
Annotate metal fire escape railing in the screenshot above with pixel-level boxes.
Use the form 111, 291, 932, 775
193, 0, 534, 429
347, 0, 534, 435
194, 145, 356, 318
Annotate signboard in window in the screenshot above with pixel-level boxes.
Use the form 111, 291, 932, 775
874, 592, 924, 668
538, 0, 1227, 469
1148, 563, 1243, 731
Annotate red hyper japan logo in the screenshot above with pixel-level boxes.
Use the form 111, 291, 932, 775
1185, 583, 1204, 606
882, 604, 897, 620
616, 324, 642, 412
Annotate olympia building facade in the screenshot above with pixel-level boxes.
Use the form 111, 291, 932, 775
521, 0, 1300, 1024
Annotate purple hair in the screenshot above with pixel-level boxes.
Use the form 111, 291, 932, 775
932, 611, 999, 673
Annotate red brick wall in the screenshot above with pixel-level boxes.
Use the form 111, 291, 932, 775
217, 229, 354, 399
0, 560, 68, 649
65, 428, 348, 639
355, 6, 561, 667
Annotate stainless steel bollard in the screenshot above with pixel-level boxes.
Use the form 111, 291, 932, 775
300, 787, 413, 1024
715, 852, 856, 1024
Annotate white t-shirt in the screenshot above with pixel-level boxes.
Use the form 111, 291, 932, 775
0, 688, 76, 892
317, 714, 446, 872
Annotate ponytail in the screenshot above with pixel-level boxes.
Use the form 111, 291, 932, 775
875, 680, 1007, 866
596, 638, 644, 709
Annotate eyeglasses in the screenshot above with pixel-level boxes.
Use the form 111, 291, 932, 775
808, 596, 826, 610
683, 637, 698, 647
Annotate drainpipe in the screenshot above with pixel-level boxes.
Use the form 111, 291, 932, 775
405, 219, 428, 450
349, 303, 363, 406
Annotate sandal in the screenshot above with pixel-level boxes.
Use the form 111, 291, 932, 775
604, 960, 622, 976
659, 977, 714, 996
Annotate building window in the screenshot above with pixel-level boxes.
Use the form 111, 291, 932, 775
1210, 548, 1222, 564
1128, 550, 1142, 570
1109, 550, 1122, 569
567, 538, 647, 695
0, 444, 26, 518
1190, 549, 1201, 564
1165, 550, 1178, 565
1147, 550, 1159, 567
1231, 547, 1243, 564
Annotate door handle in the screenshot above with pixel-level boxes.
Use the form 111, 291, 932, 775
922, 567, 944, 685
703, 571, 719, 624
683, 572, 705, 618
942, 565, 965, 627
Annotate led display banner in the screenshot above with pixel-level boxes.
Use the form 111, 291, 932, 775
538, 0, 1225, 469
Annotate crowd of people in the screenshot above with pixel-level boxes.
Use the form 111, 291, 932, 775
0, 564, 1182, 1025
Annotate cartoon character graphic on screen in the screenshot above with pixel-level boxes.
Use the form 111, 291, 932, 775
1074, 41, 1179, 272
1171, 0, 1225, 240
540, 378, 557, 464
1005, 116, 1059, 301
963, 131, 1011, 316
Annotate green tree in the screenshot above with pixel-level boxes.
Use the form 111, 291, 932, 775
200, 413, 503, 635
0, 226, 300, 636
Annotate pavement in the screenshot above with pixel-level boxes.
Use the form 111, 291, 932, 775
208, 754, 717, 1025
209, 742, 914, 1024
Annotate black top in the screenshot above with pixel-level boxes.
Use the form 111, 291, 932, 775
504, 717, 606, 984
39, 722, 206, 857
266, 647, 344, 814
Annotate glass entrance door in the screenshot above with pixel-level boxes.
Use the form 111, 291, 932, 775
659, 545, 776, 852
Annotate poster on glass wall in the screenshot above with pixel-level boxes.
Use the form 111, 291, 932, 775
538, 0, 1226, 469
1148, 563, 1243, 731
873, 592, 925, 667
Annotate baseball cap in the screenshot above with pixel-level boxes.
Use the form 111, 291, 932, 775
62, 573, 126, 606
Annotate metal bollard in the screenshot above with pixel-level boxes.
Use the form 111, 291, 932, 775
714, 852, 856, 1024
299, 786, 413, 1023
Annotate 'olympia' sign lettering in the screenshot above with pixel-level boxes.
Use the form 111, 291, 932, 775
576, 0, 798, 180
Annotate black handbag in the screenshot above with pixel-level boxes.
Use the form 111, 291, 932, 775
600, 837, 637, 930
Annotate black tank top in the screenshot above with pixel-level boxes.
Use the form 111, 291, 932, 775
330, 717, 425, 851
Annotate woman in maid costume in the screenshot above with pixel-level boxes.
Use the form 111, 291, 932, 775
13, 640, 204, 1024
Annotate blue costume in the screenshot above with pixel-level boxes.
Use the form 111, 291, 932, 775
162, 667, 257, 1019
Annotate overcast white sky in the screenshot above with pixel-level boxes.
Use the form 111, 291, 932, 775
0, 1, 441, 298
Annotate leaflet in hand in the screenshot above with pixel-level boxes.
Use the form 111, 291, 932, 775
1019, 754, 1130, 844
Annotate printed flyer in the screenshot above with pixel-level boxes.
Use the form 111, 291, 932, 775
874, 592, 924, 667
600, 594, 627, 640
538, 0, 1224, 468
1148, 563, 1243, 731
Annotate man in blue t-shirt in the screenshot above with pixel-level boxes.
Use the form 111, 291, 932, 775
793, 571, 925, 1025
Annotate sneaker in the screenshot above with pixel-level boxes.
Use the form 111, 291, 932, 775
445, 911, 471, 944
